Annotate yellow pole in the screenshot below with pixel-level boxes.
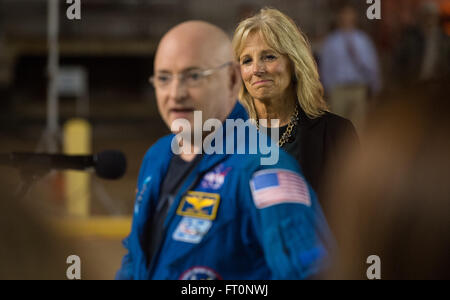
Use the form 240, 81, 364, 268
63, 118, 92, 217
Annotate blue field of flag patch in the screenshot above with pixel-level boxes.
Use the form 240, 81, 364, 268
252, 173, 279, 190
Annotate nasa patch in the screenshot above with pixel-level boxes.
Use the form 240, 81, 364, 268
173, 217, 212, 244
179, 266, 222, 280
200, 164, 231, 190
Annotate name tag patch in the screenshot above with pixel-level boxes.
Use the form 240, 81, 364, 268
173, 217, 213, 244
176, 191, 220, 220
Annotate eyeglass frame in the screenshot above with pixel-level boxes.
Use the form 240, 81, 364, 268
149, 61, 233, 88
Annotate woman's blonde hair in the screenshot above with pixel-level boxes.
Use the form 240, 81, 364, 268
232, 8, 329, 119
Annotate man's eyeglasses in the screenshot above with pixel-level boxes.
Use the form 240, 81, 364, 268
149, 62, 232, 88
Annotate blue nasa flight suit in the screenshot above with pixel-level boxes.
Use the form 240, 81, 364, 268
116, 102, 332, 280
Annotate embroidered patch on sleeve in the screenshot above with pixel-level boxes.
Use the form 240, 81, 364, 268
250, 169, 311, 209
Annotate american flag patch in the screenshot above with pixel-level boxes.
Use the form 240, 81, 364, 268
250, 169, 311, 209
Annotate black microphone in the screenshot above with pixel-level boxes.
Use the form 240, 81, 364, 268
0, 150, 127, 180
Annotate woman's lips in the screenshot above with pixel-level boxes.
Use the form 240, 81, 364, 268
252, 80, 272, 86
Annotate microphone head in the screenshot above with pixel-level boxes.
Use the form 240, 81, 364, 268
94, 150, 127, 180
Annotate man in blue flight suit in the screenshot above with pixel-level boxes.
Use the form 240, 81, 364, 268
116, 21, 332, 280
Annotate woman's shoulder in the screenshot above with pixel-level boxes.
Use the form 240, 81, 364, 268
321, 111, 354, 127
301, 110, 352, 127
303, 111, 357, 137
320, 112, 359, 143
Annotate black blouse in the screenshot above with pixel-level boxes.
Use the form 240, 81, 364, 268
265, 108, 358, 209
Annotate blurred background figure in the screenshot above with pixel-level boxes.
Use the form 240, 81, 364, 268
324, 96, 450, 280
319, 2, 382, 134
392, 1, 450, 87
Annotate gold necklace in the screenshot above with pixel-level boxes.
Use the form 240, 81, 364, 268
256, 105, 299, 147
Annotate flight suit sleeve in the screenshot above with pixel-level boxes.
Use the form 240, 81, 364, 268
244, 167, 333, 279
115, 236, 134, 280
115, 149, 154, 280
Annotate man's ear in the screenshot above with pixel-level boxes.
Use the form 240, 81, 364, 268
229, 62, 242, 96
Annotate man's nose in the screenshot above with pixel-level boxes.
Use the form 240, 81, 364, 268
167, 76, 188, 101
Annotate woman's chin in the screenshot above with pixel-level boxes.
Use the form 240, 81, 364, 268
251, 93, 277, 103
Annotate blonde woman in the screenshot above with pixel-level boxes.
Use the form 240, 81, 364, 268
233, 8, 358, 201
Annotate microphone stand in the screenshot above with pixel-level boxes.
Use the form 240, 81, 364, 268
14, 167, 50, 201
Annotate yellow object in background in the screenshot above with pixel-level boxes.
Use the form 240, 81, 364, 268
63, 118, 92, 217
49, 217, 132, 239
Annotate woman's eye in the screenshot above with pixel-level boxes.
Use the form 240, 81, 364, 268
264, 54, 276, 60
241, 58, 251, 65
